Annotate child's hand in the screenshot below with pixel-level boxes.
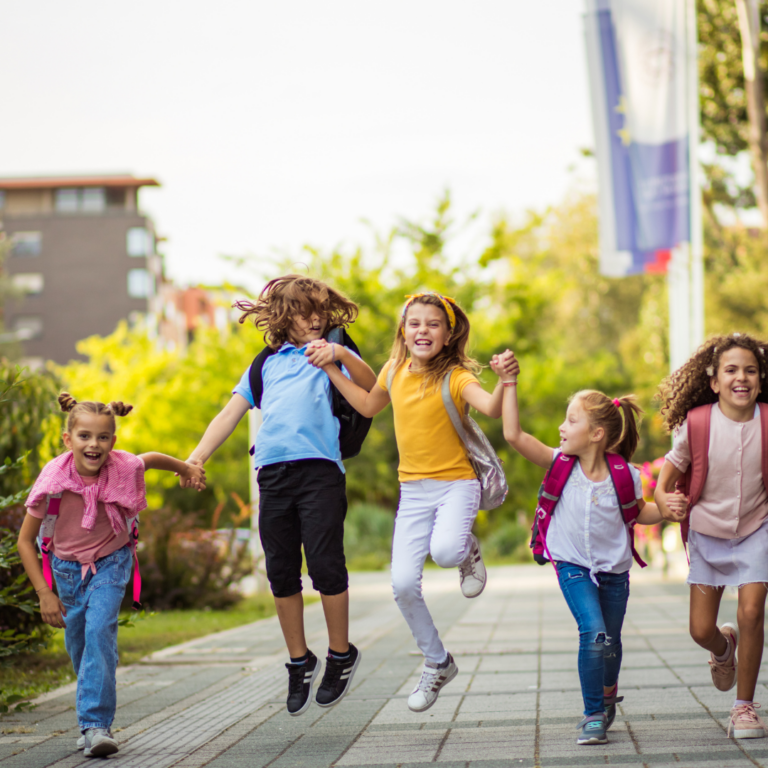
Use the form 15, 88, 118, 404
661, 491, 689, 522
39, 589, 67, 628
180, 460, 206, 491
491, 349, 520, 381
305, 339, 336, 369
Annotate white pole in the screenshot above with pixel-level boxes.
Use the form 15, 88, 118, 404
668, 244, 692, 372
248, 407, 268, 592
687, 0, 705, 354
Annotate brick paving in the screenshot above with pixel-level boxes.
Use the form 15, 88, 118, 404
1, 564, 766, 767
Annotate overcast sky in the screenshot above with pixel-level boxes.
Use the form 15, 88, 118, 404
1, 1, 594, 288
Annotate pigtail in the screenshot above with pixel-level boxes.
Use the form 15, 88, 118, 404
573, 390, 644, 462
608, 395, 643, 462
58, 392, 78, 412
108, 401, 134, 418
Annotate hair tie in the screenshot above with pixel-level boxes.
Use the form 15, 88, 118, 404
401, 292, 457, 336
613, 398, 621, 407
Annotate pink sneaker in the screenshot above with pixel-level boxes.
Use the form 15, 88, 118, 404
729, 702, 766, 739
709, 623, 738, 691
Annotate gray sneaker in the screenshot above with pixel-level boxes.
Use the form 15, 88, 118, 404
576, 714, 608, 745
83, 728, 118, 758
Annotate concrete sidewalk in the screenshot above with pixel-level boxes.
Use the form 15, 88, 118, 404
1, 564, 765, 768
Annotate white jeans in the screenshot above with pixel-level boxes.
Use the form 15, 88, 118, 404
391, 478, 481, 664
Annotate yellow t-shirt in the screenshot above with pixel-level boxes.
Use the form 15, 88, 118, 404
377, 360, 479, 482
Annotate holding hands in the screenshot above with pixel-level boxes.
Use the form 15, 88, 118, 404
490, 349, 520, 382
659, 490, 689, 523
178, 460, 207, 491
304, 338, 336, 368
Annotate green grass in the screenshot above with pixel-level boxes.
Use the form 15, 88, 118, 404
0, 593, 292, 705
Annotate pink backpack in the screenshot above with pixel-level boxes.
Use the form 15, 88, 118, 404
530, 452, 647, 568
38, 494, 142, 609
676, 402, 768, 556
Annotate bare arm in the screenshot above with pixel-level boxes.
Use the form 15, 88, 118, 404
636, 499, 662, 525
188, 394, 252, 466
140, 453, 206, 490
17, 514, 67, 628
654, 460, 689, 522
322, 363, 391, 418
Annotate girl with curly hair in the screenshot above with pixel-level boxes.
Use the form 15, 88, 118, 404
183, 274, 377, 718
307, 292, 512, 713
656, 332, 768, 739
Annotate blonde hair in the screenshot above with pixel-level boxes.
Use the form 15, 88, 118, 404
658, 332, 768, 431
233, 274, 359, 349
388, 293, 480, 394
571, 390, 643, 461
59, 392, 133, 434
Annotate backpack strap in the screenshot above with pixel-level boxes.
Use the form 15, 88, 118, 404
605, 453, 646, 568
127, 515, 142, 609
538, 453, 577, 516
759, 402, 768, 494
440, 370, 470, 442
248, 346, 279, 411
678, 404, 713, 557
38, 493, 62, 592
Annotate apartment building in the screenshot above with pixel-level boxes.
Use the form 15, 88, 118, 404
0, 174, 162, 365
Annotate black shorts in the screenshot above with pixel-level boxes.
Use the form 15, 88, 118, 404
257, 458, 348, 598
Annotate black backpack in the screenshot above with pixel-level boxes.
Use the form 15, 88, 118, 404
247, 327, 373, 460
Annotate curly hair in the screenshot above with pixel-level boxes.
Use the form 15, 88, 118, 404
58, 392, 133, 434
233, 274, 359, 349
658, 333, 768, 432
571, 390, 643, 462
388, 293, 481, 395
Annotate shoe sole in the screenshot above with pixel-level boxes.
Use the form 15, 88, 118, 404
84, 741, 119, 757
315, 649, 362, 709
577, 736, 608, 745
408, 664, 459, 712
287, 661, 321, 717
714, 622, 739, 692
733, 729, 765, 739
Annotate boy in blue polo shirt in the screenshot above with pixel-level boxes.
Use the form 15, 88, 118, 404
183, 275, 376, 716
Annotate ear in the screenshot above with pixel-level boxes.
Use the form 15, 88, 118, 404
710, 376, 720, 394
62, 432, 72, 450
590, 426, 605, 445
110, 434, 117, 450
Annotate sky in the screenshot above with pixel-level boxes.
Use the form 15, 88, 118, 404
0, 1, 595, 289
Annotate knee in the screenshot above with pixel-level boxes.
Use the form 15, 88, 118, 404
690, 620, 717, 648
603, 632, 621, 660
391, 572, 421, 605
430, 542, 463, 569
738, 602, 765, 630
579, 630, 607, 653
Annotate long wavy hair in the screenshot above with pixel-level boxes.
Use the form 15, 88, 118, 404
388, 294, 480, 394
234, 274, 359, 349
571, 390, 643, 462
658, 332, 768, 432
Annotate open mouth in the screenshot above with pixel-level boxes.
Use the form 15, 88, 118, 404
83, 452, 101, 461
733, 386, 750, 397
414, 339, 432, 347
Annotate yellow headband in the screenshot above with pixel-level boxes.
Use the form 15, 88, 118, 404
401, 292, 457, 336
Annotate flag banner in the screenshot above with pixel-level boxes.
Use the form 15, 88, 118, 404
585, 0, 690, 276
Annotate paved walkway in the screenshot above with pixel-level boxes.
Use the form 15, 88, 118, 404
1, 564, 765, 767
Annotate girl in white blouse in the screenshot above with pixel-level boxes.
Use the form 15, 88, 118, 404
492, 352, 662, 746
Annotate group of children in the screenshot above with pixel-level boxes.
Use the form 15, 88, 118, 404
17, 273, 768, 756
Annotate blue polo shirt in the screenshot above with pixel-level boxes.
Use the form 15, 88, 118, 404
233, 343, 348, 473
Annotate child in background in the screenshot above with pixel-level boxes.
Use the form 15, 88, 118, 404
18, 394, 205, 758
656, 333, 768, 739
493, 351, 662, 746
182, 275, 376, 717
309, 292, 511, 712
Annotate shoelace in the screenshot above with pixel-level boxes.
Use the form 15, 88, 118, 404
415, 664, 443, 693
286, 663, 308, 694
728, 703, 762, 737
458, 549, 478, 581
319, 656, 347, 690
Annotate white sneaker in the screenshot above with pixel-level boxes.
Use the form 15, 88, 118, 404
407, 653, 458, 712
459, 534, 486, 598
77, 734, 85, 750
83, 727, 118, 758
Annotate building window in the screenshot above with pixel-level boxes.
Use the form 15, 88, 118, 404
127, 227, 150, 257
11, 231, 42, 257
127, 268, 153, 299
11, 273, 44, 295
12, 315, 43, 340
55, 187, 106, 213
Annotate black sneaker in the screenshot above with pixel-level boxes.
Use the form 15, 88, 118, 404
285, 651, 320, 716
604, 690, 624, 730
315, 644, 362, 708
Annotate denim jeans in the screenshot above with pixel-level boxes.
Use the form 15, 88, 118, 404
52, 546, 131, 731
555, 561, 629, 717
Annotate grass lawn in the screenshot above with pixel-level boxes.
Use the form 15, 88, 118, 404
1, 593, 286, 705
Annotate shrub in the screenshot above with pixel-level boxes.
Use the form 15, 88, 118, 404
344, 503, 394, 571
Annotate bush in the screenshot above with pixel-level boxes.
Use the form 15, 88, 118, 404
136, 507, 252, 610
344, 503, 394, 571
483, 520, 533, 563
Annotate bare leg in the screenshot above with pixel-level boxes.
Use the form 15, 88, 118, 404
689, 585, 727, 655
321, 590, 349, 653
736, 583, 768, 701
275, 593, 307, 658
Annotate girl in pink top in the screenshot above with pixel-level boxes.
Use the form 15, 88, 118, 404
656, 333, 768, 740
17, 393, 205, 758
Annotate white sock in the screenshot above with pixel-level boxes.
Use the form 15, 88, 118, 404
714, 636, 731, 662
734, 699, 752, 708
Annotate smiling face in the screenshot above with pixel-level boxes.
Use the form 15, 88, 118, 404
63, 413, 116, 477
711, 347, 761, 419
403, 302, 451, 369
287, 304, 328, 347
559, 397, 603, 456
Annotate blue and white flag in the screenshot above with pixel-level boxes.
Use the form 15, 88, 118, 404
585, 0, 692, 276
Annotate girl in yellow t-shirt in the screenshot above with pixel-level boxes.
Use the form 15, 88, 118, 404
306, 292, 517, 712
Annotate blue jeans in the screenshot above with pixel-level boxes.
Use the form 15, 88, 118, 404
555, 562, 629, 717
52, 546, 131, 731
